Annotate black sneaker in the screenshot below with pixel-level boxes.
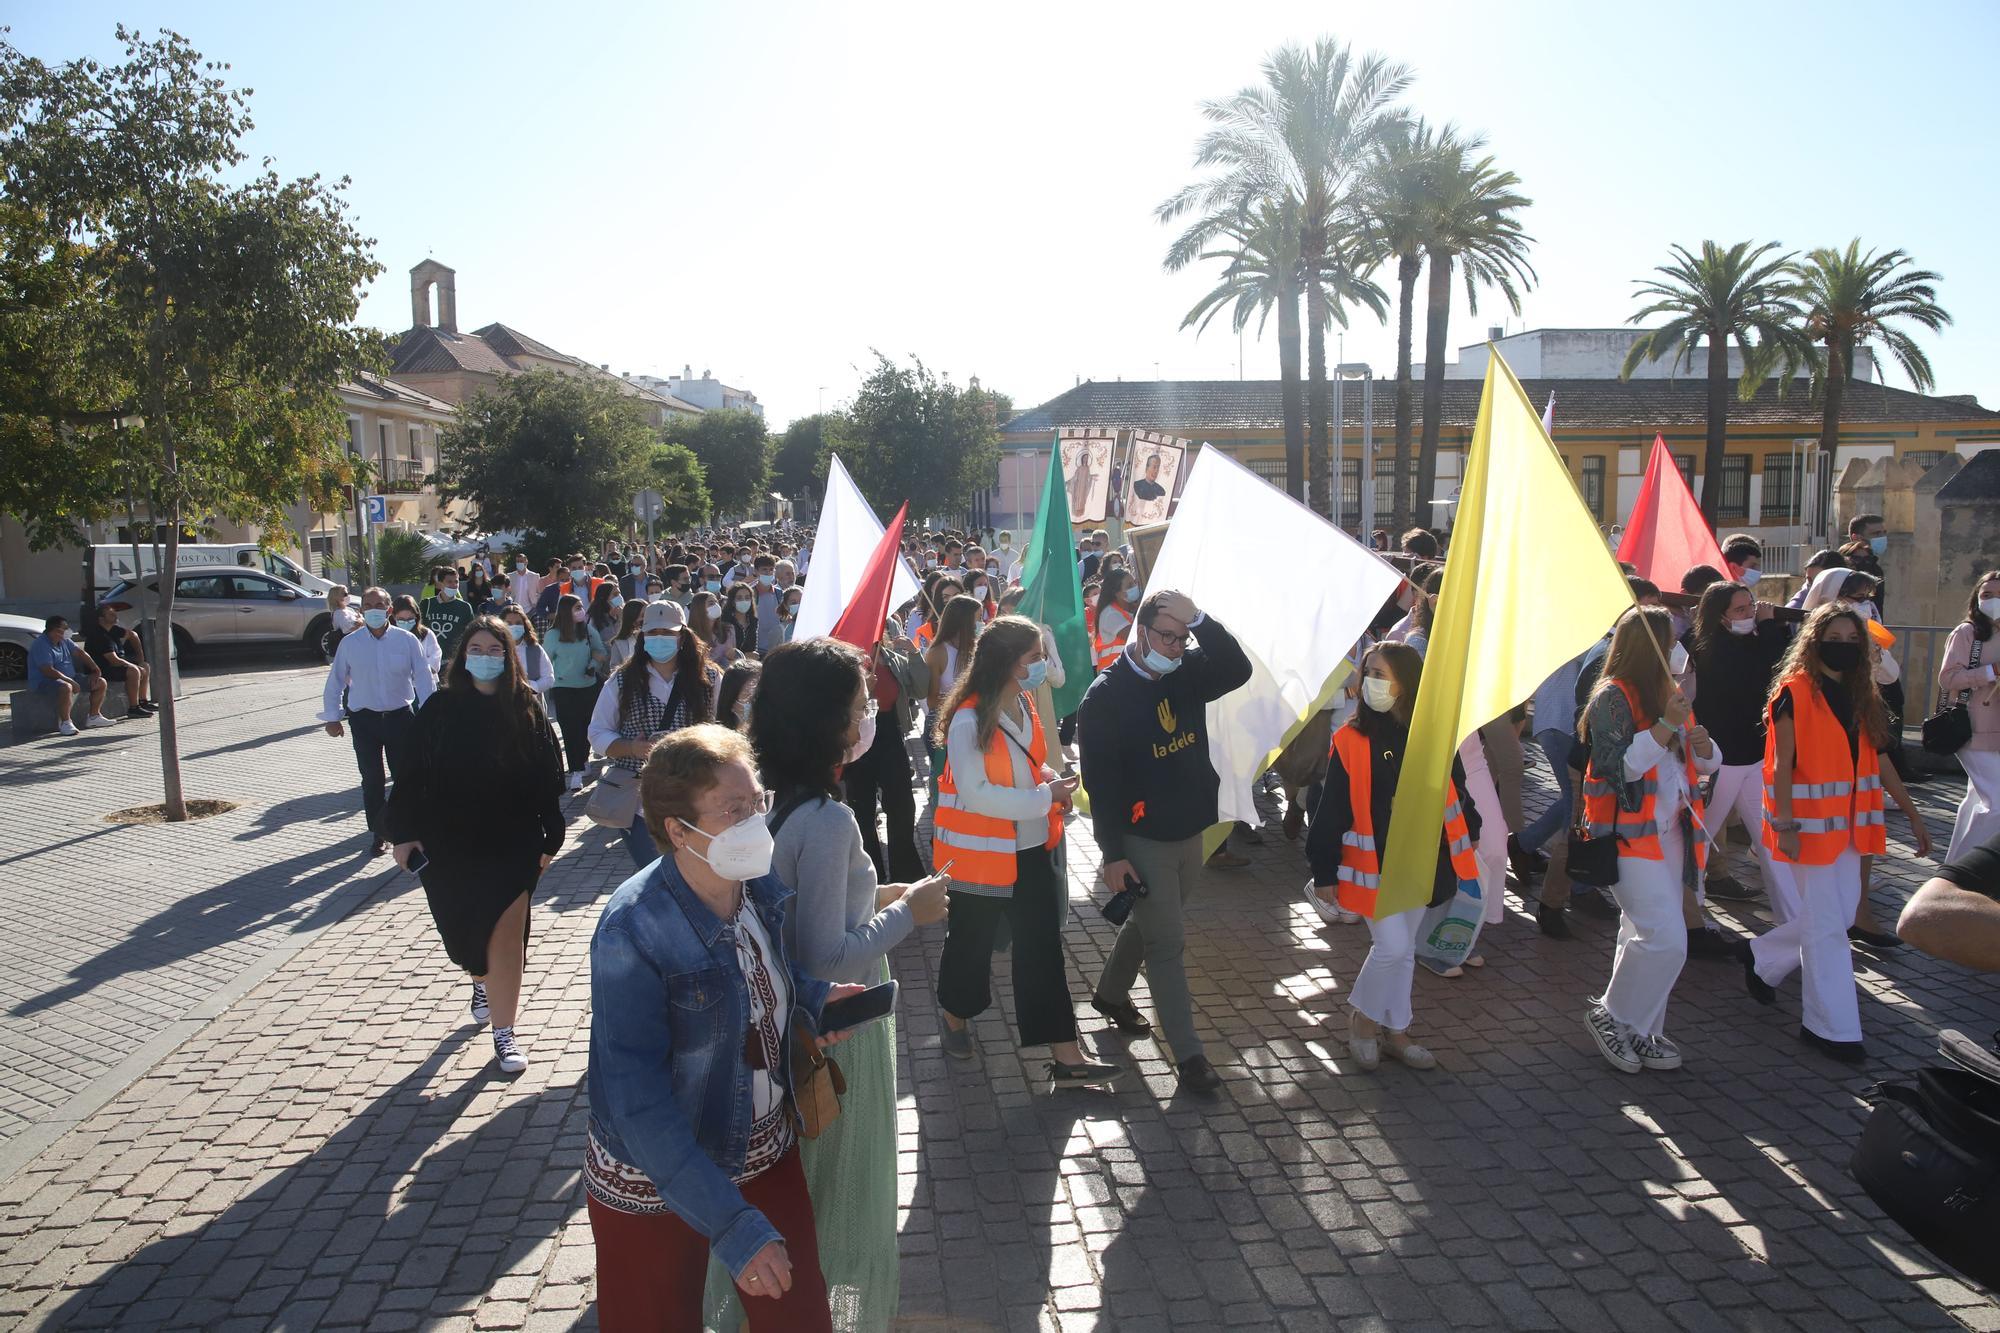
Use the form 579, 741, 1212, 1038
1737, 941, 1775, 1006
1048, 1059, 1121, 1087
1537, 903, 1573, 940
1704, 870, 1761, 902
1848, 926, 1901, 952
1799, 1026, 1865, 1064
1686, 928, 1734, 961
1507, 834, 1548, 882
1090, 995, 1153, 1036
1176, 1055, 1223, 1093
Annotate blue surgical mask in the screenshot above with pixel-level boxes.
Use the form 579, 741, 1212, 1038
1737, 567, 1762, 587
644, 634, 677, 661
1141, 647, 1181, 676
705, 580, 722, 593
610, 596, 624, 610
362, 608, 389, 630
1869, 535, 1887, 556
437, 587, 456, 600
1023, 659, 1049, 689
465, 654, 506, 681
758, 574, 774, 587
1122, 585, 1138, 604
507, 623, 525, 641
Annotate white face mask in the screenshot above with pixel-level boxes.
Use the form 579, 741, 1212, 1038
1726, 616, 1756, 636
1980, 597, 2000, 621
845, 708, 877, 765
1669, 641, 1689, 675
677, 812, 774, 881
1737, 567, 1762, 587
1361, 677, 1398, 712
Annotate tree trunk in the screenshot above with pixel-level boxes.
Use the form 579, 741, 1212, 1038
1698, 322, 1729, 531
147, 296, 188, 822
1391, 254, 1420, 535
1278, 274, 1306, 503
1306, 278, 1331, 518
1417, 252, 1454, 538
1818, 335, 1848, 539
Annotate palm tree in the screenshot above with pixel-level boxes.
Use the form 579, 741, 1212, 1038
1789, 240, 1952, 475
1415, 151, 1535, 530
1168, 201, 1306, 497
1158, 38, 1410, 512
1620, 241, 1813, 528
1359, 119, 1468, 532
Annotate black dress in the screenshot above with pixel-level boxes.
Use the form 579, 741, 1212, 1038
384, 686, 565, 974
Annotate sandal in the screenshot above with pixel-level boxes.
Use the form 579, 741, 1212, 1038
1383, 1034, 1436, 1070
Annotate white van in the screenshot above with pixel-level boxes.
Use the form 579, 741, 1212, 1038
91, 543, 332, 597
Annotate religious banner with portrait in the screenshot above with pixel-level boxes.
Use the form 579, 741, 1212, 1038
1058, 427, 1116, 524
1123, 430, 1188, 527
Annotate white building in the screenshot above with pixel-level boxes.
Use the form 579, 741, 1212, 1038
629, 366, 764, 418
1418, 326, 1876, 384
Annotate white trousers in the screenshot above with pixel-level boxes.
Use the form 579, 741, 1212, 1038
1705, 762, 1799, 925
1948, 749, 2000, 863
1351, 905, 1425, 1031
1602, 835, 1688, 1039
1459, 758, 1509, 927
1749, 849, 1863, 1043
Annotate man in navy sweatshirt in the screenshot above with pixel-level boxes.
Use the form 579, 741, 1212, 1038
1077, 588, 1252, 1093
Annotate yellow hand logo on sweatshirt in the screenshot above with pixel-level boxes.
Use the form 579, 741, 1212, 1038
1152, 698, 1197, 758
1156, 699, 1177, 733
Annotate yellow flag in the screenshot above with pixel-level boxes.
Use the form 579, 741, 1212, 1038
1373, 351, 1633, 918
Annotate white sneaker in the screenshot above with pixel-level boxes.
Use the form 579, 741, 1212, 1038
1631, 1032, 1683, 1071
566, 772, 583, 793
1586, 1002, 1643, 1074
470, 982, 490, 1025
56, 720, 78, 736
1304, 880, 1359, 926
493, 1027, 527, 1074
84, 714, 116, 729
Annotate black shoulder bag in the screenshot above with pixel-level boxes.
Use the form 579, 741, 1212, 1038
1564, 714, 1620, 888
1922, 633, 1983, 756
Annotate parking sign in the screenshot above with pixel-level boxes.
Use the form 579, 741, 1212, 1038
363, 495, 388, 526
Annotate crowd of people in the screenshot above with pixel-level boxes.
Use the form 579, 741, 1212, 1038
293, 507, 2000, 1333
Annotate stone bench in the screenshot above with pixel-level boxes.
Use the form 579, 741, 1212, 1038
10, 681, 133, 741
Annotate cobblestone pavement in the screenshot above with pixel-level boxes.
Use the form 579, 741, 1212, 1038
0, 663, 402, 1156
1, 701, 1997, 1331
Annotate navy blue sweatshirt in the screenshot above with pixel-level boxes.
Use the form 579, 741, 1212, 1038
1077, 614, 1254, 860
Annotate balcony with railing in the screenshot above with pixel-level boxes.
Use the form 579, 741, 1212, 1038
376, 457, 429, 494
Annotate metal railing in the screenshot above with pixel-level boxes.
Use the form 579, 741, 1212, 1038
376, 458, 428, 494
1889, 624, 1960, 719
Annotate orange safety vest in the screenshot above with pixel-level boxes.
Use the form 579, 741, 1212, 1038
1761, 671, 1886, 864
1328, 724, 1479, 918
913, 620, 936, 651
932, 693, 1063, 888
1579, 680, 1708, 869
1094, 605, 1132, 671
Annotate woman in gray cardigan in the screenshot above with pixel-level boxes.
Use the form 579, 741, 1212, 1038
702, 636, 948, 1333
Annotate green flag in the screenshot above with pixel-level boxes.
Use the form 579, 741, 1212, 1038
1017, 436, 1093, 717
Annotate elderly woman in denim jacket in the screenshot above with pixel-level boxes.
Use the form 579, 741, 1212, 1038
585, 724, 860, 1332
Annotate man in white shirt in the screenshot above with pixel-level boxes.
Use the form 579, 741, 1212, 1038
508, 554, 542, 609
319, 586, 435, 855
990, 531, 1020, 583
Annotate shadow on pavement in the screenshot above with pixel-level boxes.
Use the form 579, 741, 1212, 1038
42, 1032, 586, 1330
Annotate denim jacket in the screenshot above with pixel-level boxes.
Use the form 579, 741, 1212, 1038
586, 855, 832, 1276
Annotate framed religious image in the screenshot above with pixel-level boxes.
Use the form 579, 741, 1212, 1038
1124, 432, 1187, 526
1059, 428, 1115, 523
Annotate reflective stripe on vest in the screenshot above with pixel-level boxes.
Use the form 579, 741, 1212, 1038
1579, 680, 1708, 869
932, 694, 1062, 887
1761, 673, 1886, 865
1329, 725, 1479, 918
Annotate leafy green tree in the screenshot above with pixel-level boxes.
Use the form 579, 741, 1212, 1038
649, 441, 711, 532
373, 527, 432, 585
1621, 241, 1812, 528
437, 368, 657, 551
1416, 149, 1535, 524
773, 414, 833, 499
1788, 240, 1951, 466
0, 28, 382, 819
1167, 200, 1306, 502
663, 409, 770, 519
1159, 38, 1404, 513
824, 354, 1002, 524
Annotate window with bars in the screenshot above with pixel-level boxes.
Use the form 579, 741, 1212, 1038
1341, 458, 1361, 517
1674, 454, 1696, 490
1244, 458, 1288, 486
1762, 455, 1795, 517
1905, 449, 1948, 474
1717, 455, 1750, 517
1580, 456, 1605, 519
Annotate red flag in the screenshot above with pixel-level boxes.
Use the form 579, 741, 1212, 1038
830, 501, 909, 652
1616, 436, 1725, 588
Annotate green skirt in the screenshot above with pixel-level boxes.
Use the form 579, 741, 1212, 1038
703, 960, 901, 1332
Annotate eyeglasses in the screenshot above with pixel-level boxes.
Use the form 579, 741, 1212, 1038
713, 788, 775, 824
1145, 623, 1190, 649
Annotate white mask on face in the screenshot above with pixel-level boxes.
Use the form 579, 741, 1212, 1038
1361, 677, 1397, 712
1980, 597, 2000, 621
1669, 641, 1689, 675
677, 812, 774, 881
845, 708, 877, 765
1726, 616, 1757, 636
1737, 567, 1762, 588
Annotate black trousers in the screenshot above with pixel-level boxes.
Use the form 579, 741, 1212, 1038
349, 706, 415, 837
844, 714, 925, 883
935, 845, 1077, 1047
551, 684, 596, 774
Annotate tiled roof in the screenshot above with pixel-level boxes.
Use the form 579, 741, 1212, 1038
999, 377, 2000, 437
340, 372, 456, 414
473, 322, 570, 364
387, 326, 516, 378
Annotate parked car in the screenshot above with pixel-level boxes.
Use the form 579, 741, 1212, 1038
0, 611, 41, 682
102, 569, 335, 661
92, 542, 333, 599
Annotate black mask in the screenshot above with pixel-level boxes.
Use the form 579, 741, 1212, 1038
1818, 641, 1863, 674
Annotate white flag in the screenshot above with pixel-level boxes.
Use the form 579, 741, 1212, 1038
1144, 448, 1403, 828
793, 454, 921, 642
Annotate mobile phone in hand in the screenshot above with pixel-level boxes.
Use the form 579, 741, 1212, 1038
405, 848, 429, 875
819, 980, 899, 1035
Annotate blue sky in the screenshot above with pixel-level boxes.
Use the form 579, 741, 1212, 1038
14, 1, 2000, 427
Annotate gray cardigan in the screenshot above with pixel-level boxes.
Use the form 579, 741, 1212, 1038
774, 793, 915, 985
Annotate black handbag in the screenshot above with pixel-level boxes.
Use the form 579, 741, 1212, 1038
1564, 727, 1619, 887
1922, 635, 1982, 756
1852, 1065, 2000, 1289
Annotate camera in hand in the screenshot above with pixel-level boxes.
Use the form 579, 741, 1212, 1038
1100, 872, 1149, 926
